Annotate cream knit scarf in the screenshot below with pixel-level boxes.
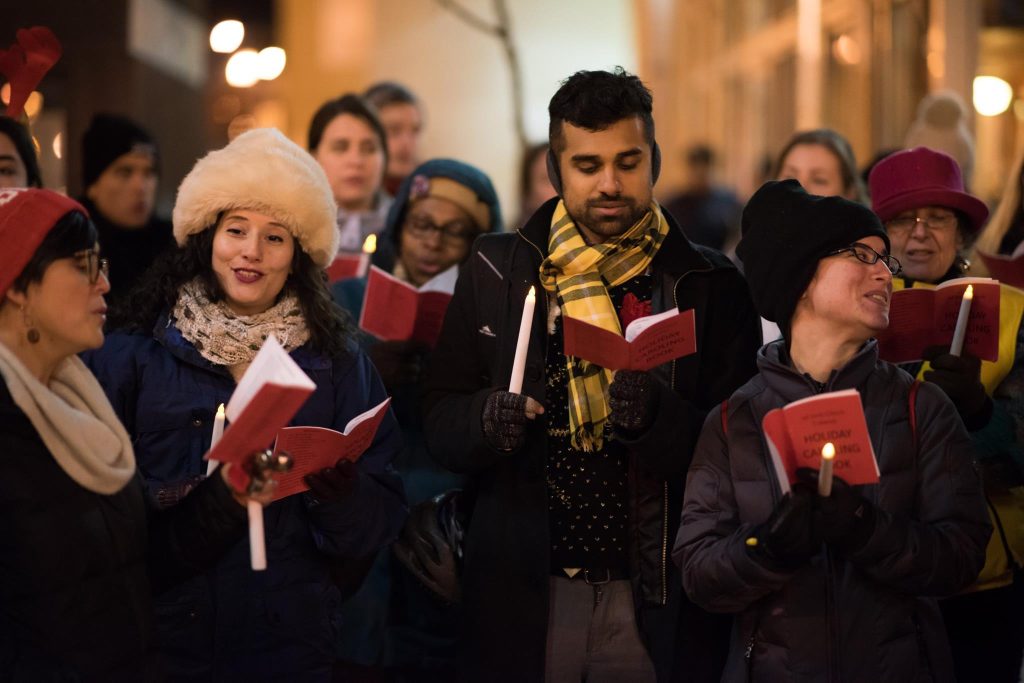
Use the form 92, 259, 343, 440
0, 341, 135, 495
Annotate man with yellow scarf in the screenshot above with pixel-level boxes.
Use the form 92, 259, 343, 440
423, 69, 761, 682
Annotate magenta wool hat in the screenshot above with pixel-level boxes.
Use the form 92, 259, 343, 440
0, 188, 88, 298
868, 147, 989, 233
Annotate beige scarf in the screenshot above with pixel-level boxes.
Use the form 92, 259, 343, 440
0, 341, 135, 495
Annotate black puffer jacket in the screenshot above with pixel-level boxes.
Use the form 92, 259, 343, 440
674, 340, 992, 683
422, 198, 762, 682
0, 380, 246, 682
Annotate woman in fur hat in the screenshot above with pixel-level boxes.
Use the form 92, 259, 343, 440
0, 189, 275, 680
674, 180, 990, 682
85, 128, 406, 682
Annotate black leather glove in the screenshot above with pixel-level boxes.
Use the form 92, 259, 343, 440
304, 460, 359, 503
392, 490, 465, 604
922, 346, 991, 430
797, 469, 876, 556
482, 391, 529, 452
368, 340, 429, 390
748, 483, 817, 570
609, 370, 658, 433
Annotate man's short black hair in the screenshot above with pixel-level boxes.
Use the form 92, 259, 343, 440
547, 67, 654, 156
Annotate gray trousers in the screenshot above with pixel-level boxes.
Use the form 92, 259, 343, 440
545, 576, 657, 683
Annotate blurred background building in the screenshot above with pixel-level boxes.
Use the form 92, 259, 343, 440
2, 0, 1023, 220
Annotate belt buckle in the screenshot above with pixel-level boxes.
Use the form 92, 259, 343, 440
583, 568, 611, 585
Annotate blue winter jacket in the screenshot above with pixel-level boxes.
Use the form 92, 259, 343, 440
84, 315, 406, 682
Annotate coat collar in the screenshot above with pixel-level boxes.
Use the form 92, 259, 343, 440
756, 338, 880, 403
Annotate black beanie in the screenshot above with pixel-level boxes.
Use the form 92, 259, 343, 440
736, 180, 889, 335
81, 113, 158, 189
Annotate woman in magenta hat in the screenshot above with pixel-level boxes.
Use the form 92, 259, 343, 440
0, 188, 273, 680
869, 146, 1024, 682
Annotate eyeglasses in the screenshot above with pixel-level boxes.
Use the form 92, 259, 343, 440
73, 248, 110, 284
886, 212, 957, 234
403, 213, 476, 246
826, 242, 902, 275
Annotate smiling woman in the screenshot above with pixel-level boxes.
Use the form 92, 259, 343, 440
83, 128, 406, 681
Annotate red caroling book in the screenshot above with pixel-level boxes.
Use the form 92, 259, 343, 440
562, 308, 697, 371
358, 265, 457, 347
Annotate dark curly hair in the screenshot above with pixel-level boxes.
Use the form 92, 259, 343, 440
108, 223, 356, 360
547, 67, 654, 157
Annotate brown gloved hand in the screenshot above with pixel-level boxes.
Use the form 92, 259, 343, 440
481, 391, 544, 452
609, 370, 658, 434
304, 460, 359, 503
922, 346, 991, 430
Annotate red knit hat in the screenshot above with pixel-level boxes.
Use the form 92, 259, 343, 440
868, 147, 989, 233
0, 188, 88, 298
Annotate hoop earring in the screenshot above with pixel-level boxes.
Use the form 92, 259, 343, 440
956, 254, 971, 273
21, 306, 40, 344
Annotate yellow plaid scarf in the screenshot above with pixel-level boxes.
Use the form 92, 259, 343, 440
539, 199, 670, 451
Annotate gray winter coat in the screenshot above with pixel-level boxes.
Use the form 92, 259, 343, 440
674, 340, 991, 683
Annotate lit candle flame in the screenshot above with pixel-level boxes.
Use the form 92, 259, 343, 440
216, 403, 225, 419
526, 285, 535, 302
964, 284, 973, 301
822, 442, 835, 460
362, 234, 377, 254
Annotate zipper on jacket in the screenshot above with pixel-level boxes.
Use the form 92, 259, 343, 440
744, 611, 761, 683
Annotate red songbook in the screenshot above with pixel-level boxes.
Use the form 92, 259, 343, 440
562, 308, 697, 371
269, 397, 391, 501
358, 265, 457, 347
762, 389, 879, 495
205, 335, 316, 491
876, 277, 1000, 363
977, 247, 1024, 290
325, 253, 368, 283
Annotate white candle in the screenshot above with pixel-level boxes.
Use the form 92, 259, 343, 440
818, 442, 835, 497
508, 286, 536, 394
206, 403, 226, 477
358, 234, 377, 278
949, 284, 974, 357
248, 499, 266, 571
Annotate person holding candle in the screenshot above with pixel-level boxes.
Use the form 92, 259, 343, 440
330, 157, 501, 680
0, 188, 278, 680
308, 93, 393, 273
869, 146, 1024, 681
423, 68, 762, 682
84, 128, 406, 682
674, 179, 991, 682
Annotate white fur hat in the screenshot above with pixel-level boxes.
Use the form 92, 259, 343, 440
172, 128, 339, 267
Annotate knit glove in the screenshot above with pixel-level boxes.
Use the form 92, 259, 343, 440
368, 340, 428, 390
748, 483, 818, 570
305, 460, 359, 503
921, 346, 992, 431
797, 469, 876, 556
482, 391, 529, 452
609, 370, 658, 434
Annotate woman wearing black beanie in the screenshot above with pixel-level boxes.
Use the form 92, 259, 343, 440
674, 180, 991, 682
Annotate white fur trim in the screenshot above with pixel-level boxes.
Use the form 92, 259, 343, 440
172, 128, 339, 267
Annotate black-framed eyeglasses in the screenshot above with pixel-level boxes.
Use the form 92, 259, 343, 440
885, 212, 957, 234
73, 248, 110, 284
403, 212, 477, 246
826, 242, 902, 275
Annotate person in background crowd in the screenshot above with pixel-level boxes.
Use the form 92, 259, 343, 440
0, 116, 42, 188
773, 128, 867, 204
869, 146, 1024, 682
0, 188, 278, 680
514, 142, 557, 229
308, 93, 392, 257
422, 68, 761, 683
332, 158, 501, 682
85, 128, 406, 682
662, 143, 742, 252
972, 144, 1024, 269
364, 81, 424, 196
79, 113, 173, 309
904, 90, 975, 189
676, 179, 991, 682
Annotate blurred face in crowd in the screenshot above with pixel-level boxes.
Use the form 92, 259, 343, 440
6, 244, 111, 357
378, 103, 422, 181
796, 235, 893, 340
211, 209, 295, 316
313, 113, 386, 213
0, 133, 29, 188
399, 196, 476, 287
557, 116, 653, 244
86, 150, 158, 229
525, 149, 556, 216
885, 205, 964, 283
778, 143, 849, 199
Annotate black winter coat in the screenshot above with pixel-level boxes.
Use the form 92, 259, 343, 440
422, 198, 762, 682
0, 380, 246, 682
674, 341, 992, 683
